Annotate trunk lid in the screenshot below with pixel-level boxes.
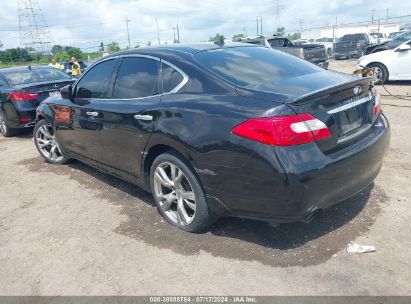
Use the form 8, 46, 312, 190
236, 71, 376, 153
12, 80, 74, 107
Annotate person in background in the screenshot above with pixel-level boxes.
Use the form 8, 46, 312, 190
48, 58, 63, 70
71, 56, 81, 78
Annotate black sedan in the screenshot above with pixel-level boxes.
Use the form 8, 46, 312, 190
0, 66, 73, 137
34, 43, 390, 232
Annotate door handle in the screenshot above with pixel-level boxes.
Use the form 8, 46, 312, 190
86, 111, 99, 117
134, 114, 153, 121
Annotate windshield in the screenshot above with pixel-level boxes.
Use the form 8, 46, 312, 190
1, 67, 70, 86
194, 46, 322, 90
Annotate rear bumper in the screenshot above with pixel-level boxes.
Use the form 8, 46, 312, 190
2, 103, 36, 128
203, 114, 390, 223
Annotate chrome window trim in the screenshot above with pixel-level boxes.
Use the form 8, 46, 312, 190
78, 54, 188, 101
161, 59, 189, 94
327, 95, 371, 114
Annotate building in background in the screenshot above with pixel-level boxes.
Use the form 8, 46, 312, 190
301, 22, 400, 41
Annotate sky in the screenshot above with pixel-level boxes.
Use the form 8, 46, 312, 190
0, 0, 410, 51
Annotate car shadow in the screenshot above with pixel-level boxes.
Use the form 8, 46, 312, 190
20, 156, 387, 266
209, 184, 373, 251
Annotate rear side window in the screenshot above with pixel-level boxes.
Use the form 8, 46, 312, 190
194, 47, 322, 90
162, 63, 184, 93
112, 57, 160, 99
340, 34, 366, 42
76, 59, 115, 98
268, 39, 286, 47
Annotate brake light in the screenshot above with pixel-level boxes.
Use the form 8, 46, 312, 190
231, 113, 331, 146
371, 87, 381, 115
9, 92, 39, 102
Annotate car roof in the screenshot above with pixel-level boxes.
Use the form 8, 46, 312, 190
106, 42, 258, 58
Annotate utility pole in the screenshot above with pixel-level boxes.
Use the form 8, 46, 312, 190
386, 8, 389, 20
243, 27, 247, 37
125, 17, 131, 48
371, 9, 376, 23
256, 16, 259, 35
261, 16, 263, 35
155, 17, 160, 44
256, 16, 263, 35
172, 27, 176, 43
299, 20, 304, 36
176, 24, 180, 43
274, 0, 280, 33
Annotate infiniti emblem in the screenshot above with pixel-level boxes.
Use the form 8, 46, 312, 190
353, 86, 362, 95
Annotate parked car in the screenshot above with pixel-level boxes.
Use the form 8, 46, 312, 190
370, 32, 388, 44
60, 61, 87, 75
240, 35, 329, 68
358, 40, 411, 84
0, 66, 73, 137
365, 31, 411, 55
33, 43, 390, 232
387, 31, 407, 40
312, 37, 335, 58
334, 33, 376, 59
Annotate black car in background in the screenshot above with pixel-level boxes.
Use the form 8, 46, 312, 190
60, 61, 88, 75
334, 33, 375, 59
34, 44, 390, 232
0, 66, 74, 137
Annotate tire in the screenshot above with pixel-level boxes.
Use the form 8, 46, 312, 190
150, 151, 213, 233
367, 63, 389, 84
0, 110, 19, 137
33, 119, 71, 165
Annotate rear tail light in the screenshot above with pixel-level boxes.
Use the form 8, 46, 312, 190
9, 92, 39, 102
231, 113, 331, 146
371, 87, 381, 115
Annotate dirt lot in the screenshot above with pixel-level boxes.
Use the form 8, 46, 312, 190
0, 60, 410, 295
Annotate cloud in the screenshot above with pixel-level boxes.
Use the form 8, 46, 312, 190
0, 0, 409, 50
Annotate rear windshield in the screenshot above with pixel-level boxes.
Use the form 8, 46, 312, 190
1, 67, 70, 86
194, 46, 321, 90
340, 34, 367, 42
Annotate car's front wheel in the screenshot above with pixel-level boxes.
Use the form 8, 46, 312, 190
34, 120, 71, 164
150, 152, 213, 233
367, 63, 389, 84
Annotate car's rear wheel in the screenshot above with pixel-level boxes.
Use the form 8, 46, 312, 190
0, 110, 19, 137
34, 120, 71, 164
367, 63, 389, 84
150, 152, 212, 232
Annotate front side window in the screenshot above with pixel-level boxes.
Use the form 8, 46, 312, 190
112, 57, 160, 99
162, 63, 184, 93
75, 59, 115, 98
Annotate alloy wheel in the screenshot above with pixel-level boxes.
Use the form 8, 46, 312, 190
373, 66, 383, 82
153, 161, 197, 226
35, 124, 64, 162
0, 111, 7, 134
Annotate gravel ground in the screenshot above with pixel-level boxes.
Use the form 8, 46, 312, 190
0, 60, 410, 295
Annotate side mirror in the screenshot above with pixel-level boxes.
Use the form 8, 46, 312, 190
60, 85, 73, 100
395, 44, 411, 52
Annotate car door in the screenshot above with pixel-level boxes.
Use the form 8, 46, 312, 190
392, 41, 411, 79
56, 58, 117, 162
95, 55, 163, 176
